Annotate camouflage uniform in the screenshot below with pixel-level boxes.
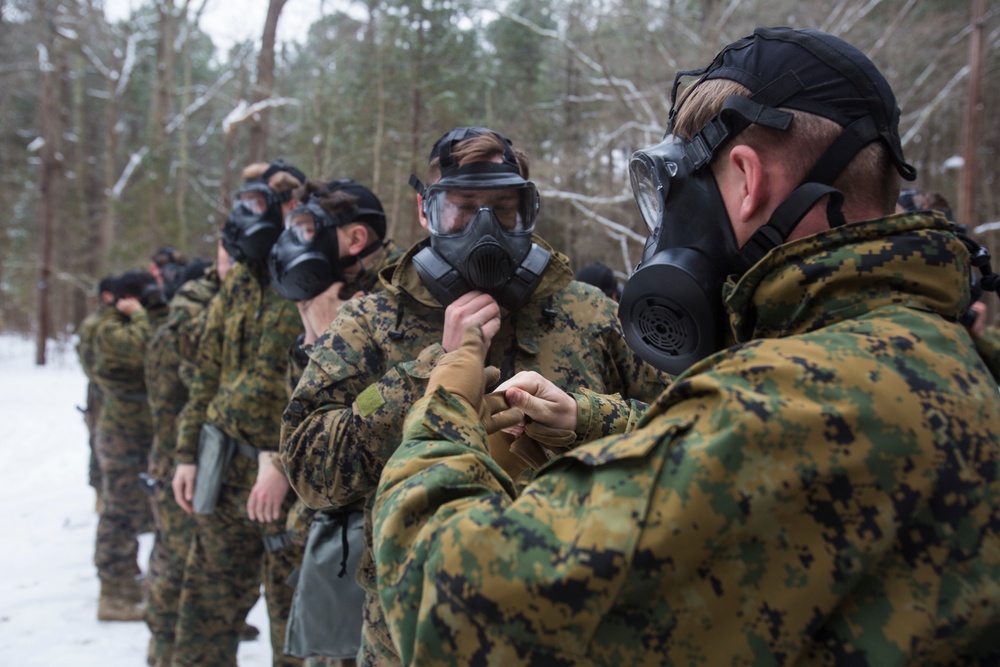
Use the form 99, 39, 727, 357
281, 236, 667, 667
92, 303, 168, 587
143, 268, 221, 665
285, 242, 402, 667
77, 305, 106, 491
172, 260, 304, 667
374, 212, 1000, 665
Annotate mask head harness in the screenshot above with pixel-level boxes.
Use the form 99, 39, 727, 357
269, 179, 387, 302
222, 159, 307, 263
620, 27, 926, 375
409, 126, 550, 311
151, 246, 188, 300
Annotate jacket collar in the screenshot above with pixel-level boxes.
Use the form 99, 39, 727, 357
723, 211, 971, 343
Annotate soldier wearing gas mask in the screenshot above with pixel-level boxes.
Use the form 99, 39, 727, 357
90, 269, 169, 622
280, 127, 667, 667
171, 159, 307, 667
371, 28, 1000, 665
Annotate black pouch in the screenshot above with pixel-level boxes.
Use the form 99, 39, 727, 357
284, 508, 366, 659
192, 423, 235, 515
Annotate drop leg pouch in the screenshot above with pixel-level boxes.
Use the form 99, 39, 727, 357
284, 508, 366, 659
192, 423, 235, 515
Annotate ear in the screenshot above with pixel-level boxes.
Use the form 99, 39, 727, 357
727, 144, 768, 224
416, 194, 429, 230
344, 224, 371, 255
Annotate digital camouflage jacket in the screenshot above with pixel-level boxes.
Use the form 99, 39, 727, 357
93, 304, 169, 439
145, 267, 221, 483
175, 261, 302, 484
374, 212, 1000, 666
281, 234, 668, 664
77, 305, 107, 382
283, 241, 403, 542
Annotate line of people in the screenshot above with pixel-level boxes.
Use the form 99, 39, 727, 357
74, 24, 1000, 667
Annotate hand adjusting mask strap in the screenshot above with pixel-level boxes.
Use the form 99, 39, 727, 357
223, 159, 307, 263
409, 127, 550, 312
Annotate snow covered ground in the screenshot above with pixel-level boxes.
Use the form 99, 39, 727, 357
0, 334, 272, 666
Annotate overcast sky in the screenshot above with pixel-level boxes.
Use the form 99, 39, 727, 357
102, 0, 348, 56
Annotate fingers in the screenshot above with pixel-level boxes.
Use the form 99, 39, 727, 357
443, 292, 501, 352
497, 371, 578, 431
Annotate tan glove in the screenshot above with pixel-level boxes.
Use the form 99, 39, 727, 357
510, 421, 577, 470
425, 325, 490, 411
426, 326, 525, 429
486, 431, 533, 482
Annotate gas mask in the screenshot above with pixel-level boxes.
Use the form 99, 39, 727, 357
222, 160, 306, 263
619, 27, 920, 376
410, 127, 550, 311
269, 194, 385, 302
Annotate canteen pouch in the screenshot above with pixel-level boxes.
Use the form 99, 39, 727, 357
284, 508, 366, 658
192, 423, 235, 515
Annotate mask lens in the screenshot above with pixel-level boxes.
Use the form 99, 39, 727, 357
426, 185, 537, 237
629, 154, 668, 235
237, 189, 269, 215
285, 210, 317, 242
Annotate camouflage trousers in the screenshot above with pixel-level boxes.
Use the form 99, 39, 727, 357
94, 429, 152, 583
359, 589, 402, 667
171, 472, 304, 667
84, 383, 102, 489
145, 479, 195, 665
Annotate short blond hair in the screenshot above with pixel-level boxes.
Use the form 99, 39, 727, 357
241, 162, 303, 195
673, 79, 899, 217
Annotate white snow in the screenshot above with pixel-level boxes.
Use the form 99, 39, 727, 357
0, 334, 272, 666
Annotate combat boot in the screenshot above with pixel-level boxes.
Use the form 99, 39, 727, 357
97, 579, 144, 622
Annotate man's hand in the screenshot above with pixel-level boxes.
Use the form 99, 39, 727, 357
247, 454, 290, 523
442, 291, 501, 352
297, 282, 365, 345
496, 371, 579, 432
116, 297, 143, 316
172, 463, 197, 514
970, 300, 988, 339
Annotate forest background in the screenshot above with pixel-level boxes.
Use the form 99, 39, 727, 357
2, 0, 998, 363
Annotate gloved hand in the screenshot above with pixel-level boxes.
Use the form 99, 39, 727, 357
426, 326, 526, 433
510, 421, 577, 470
425, 325, 490, 411
486, 431, 532, 482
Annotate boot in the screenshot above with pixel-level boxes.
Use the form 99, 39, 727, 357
240, 621, 260, 641
97, 579, 145, 622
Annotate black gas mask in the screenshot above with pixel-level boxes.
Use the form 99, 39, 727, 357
619, 27, 921, 376
410, 127, 550, 312
269, 186, 386, 302
222, 160, 306, 263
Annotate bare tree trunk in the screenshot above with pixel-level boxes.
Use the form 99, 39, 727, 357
959, 0, 985, 229
35, 0, 63, 365
247, 0, 288, 162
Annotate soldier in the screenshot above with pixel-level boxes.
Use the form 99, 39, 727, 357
77, 274, 118, 506
271, 178, 403, 667
280, 127, 667, 667
372, 27, 1000, 665
171, 159, 306, 667
91, 269, 169, 621
143, 253, 219, 667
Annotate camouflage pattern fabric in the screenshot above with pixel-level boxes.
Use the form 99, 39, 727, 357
281, 235, 668, 666
172, 260, 303, 666
373, 212, 1000, 666
91, 304, 167, 583
77, 306, 106, 489
285, 242, 403, 546
143, 269, 220, 664
172, 454, 302, 667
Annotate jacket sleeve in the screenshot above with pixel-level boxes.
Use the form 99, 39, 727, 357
175, 288, 225, 464
93, 309, 153, 390
280, 300, 445, 510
